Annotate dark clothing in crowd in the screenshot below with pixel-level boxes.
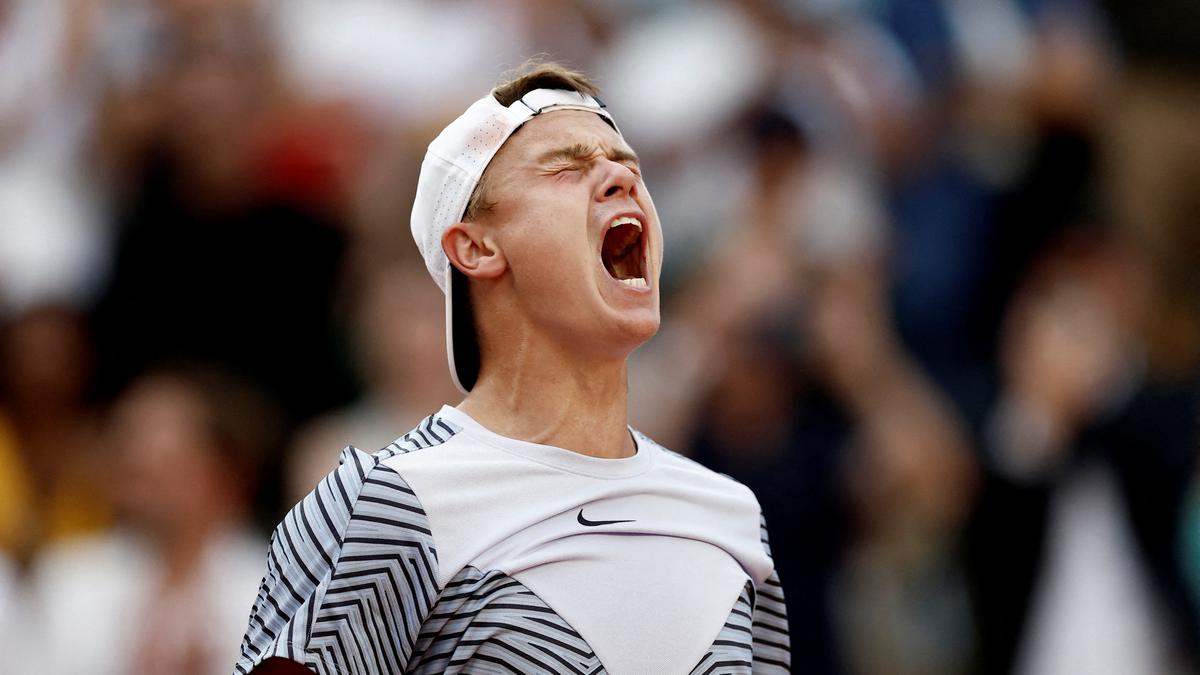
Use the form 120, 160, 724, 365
966, 378, 1200, 675
93, 161, 356, 424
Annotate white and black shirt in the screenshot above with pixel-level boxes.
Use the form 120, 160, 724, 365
234, 406, 790, 674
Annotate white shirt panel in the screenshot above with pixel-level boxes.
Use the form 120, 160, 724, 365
514, 533, 751, 674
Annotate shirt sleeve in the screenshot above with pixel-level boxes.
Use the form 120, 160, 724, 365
233, 447, 440, 675
751, 515, 790, 673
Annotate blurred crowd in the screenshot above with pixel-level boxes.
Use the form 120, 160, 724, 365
0, 0, 1197, 673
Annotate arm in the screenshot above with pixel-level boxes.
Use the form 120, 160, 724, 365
234, 448, 366, 675
234, 448, 440, 675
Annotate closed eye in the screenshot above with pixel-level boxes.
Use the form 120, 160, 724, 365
537, 142, 641, 177
541, 163, 586, 176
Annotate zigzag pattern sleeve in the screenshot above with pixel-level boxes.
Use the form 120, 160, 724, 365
233, 446, 441, 674
751, 515, 790, 673
305, 464, 440, 673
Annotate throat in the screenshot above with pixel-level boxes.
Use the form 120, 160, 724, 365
457, 358, 635, 459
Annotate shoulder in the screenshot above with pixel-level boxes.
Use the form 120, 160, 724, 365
293, 415, 458, 551
636, 430, 777, 581
259, 424, 448, 600
636, 429, 761, 503
374, 411, 515, 492
237, 433, 445, 674
375, 412, 465, 461
636, 430, 769, 537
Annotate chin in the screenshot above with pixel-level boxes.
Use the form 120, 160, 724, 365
611, 307, 660, 348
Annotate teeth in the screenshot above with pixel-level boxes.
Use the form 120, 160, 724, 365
610, 216, 642, 231
617, 277, 648, 288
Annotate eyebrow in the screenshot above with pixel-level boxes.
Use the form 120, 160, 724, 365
537, 142, 639, 167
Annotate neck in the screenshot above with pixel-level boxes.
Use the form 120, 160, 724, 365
457, 338, 635, 459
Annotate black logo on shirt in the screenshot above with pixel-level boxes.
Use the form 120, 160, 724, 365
577, 509, 636, 527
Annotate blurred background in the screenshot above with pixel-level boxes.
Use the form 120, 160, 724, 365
0, 0, 1197, 673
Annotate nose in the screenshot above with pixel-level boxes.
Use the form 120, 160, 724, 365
594, 158, 638, 202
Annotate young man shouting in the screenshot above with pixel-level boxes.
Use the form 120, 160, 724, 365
235, 63, 790, 675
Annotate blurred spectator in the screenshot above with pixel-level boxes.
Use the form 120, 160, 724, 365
0, 0, 112, 314
1099, 14, 1200, 640
0, 0, 104, 168
876, 0, 1114, 392
285, 261, 458, 503
815, 260, 978, 675
90, 1, 357, 423
25, 364, 278, 675
0, 304, 110, 566
967, 231, 1200, 674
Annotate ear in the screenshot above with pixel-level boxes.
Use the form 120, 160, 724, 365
442, 222, 507, 280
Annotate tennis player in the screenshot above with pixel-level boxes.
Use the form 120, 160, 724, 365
235, 62, 790, 674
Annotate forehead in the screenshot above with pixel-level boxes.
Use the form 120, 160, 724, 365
499, 110, 633, 164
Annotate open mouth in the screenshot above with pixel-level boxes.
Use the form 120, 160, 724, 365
600, 216, 648, 289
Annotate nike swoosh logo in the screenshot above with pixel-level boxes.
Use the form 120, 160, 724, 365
577, 508, 636, 527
